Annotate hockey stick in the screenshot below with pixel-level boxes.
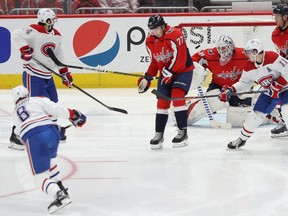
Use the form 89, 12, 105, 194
197, 86, 232, 129
47, 48, 153, 79
34, 58, 128, 114
151, 89, 267, 101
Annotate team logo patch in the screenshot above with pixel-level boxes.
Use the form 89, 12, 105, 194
73, 20, 120, 67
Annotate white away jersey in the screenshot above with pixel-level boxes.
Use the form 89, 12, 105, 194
13, 97, 70, 138
233, 51, 288, 93
12, 24, 66, 79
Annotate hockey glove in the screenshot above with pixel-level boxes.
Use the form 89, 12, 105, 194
161, 68, 175, 84
59, 68, 73, 88
269, 81, 283, 98
20, 45, 34, 61
218, 85, 236, 102
138, 75, 153, 93
69, 109, 86, 127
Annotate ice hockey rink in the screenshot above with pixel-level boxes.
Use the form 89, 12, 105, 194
1, 88, 288, 216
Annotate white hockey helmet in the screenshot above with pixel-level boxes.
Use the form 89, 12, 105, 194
244, 38, 264, 56
12, 85, 29, 103
216, 35, 235, 65
37, 8, 57, 26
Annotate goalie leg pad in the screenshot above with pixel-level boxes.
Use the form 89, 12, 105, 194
187, 89, 228, 125
226, 106, 253, 127
190, 62, 209, 90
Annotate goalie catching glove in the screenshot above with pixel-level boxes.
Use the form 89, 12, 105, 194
218, 85, 236, 102
68, 109, 86, 127
138, 75, 153, 93
59, 68, 73, 88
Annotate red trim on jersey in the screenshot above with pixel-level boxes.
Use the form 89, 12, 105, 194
49, 164, 57, 172
30, 24, 61, 36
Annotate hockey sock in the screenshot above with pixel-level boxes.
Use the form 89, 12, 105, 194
49, 158, 60, 182
42, 178, 60, 199
174, 110, 188, 129
155, 113, 168, 132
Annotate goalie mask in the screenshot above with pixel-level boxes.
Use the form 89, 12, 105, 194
12, 85, 29, 103
216, 35, 235, 66
37, 8, 57, 32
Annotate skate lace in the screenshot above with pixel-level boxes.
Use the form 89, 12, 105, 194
232, 138, 243, 147
152, 132, 163, 141
275, 123, 286, 130
175, 130, 185, 139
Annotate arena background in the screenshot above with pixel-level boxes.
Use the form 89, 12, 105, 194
0, 12, 276, 89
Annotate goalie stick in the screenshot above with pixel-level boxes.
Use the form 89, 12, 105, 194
197, 86, 232, 129
47, 48, 158, 79
34, 58, 128, 114
151, 89, 268, 101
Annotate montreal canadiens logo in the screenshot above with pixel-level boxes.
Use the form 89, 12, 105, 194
73, 20, 120, 67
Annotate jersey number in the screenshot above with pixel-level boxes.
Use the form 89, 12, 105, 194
176, 36, 184, 45
17, 106, 30, 122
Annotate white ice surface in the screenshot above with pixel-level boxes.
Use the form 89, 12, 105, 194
0, 88, 288, 216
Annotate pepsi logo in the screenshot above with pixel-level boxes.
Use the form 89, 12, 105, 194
73, 20, 120, 67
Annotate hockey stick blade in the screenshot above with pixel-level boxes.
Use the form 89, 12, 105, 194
47, 48, 150, 79
151, 89, 268, 101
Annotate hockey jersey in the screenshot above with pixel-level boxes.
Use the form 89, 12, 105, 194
271, 26, 288, 59
12, 24, 67, 79
192, 47, 248, 87
145, 25, 194, 77
13, 97, 70, 138
233, 51, 288, 93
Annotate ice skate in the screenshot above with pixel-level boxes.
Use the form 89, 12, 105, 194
172, 129, 188, 148
58, 126, 67, 143
150, 132, 164, 150
48, 190, 71, 214
9, 126, 25, 150
57, 181, 69, 197
271, 122, 288, 138
227, 137, 246, 150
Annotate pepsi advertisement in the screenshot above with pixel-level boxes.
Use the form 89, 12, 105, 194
0, 14, 276, 76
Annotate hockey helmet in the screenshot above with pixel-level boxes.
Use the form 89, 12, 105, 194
148, 14, 166, 30
244, 38, 264, 56
216, 35, 235, 65
12, 85, 29, 103
273, 4, 288, 16
37, 8, 57, 26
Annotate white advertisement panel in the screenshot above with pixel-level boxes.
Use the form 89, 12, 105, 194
0, 14, 275, 75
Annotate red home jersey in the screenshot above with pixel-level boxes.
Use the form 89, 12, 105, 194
145, 25, 194, 77
192, 47, 248, 87
271, 26, 288, 59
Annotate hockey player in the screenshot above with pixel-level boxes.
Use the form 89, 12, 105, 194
10, 8, 73, 150
12, 85, 86, 214
219, 38, 288, 149
137, 14, 194, 150
187, 35, 251, 125
270, 3, 288, 137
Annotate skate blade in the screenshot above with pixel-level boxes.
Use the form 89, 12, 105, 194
48, 199, 71, 214
151, 143, 163, 150
8, 143, 25, 151
172, 140, 188, 148
271, 132, 288, 138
